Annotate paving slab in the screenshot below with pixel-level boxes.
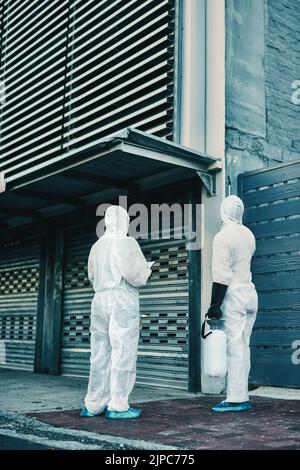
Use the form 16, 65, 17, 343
28, 396, 300, 450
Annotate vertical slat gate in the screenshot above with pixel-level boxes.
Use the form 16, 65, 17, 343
239, 160, 300, 388
0, 239, 40, 370
60, 228, 189, 389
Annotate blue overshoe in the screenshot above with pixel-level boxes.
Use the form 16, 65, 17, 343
105, 407, 142, 419
212, 400, 253, 412
80, 405, 107, 417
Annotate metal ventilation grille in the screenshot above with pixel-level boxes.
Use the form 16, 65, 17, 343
0, 0, 69, 181
0, 0, 176, 182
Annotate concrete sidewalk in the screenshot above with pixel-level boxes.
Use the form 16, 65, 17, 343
0, 368, 300, 450
0, 368, 202, 413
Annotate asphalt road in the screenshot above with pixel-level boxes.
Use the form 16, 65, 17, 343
0, 435, 58, 450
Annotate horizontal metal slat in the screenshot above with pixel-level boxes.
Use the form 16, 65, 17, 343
258, 291, 300, 309
1, 97, 63, 141
0, 73, 65, 122
254, 235, 300, 256
251, 330, 300, 347
2, 138, 62, 175
242, 180, 300, 208
67, 11, 171, 79
252, 253, 300, 274
64, 89, 171, 138
3, 48, 66, 96
249, 363, 300, 388
65, 75, 170, 129
3, 0, 67, 54
4, 27, 67, 80
2, 0, 45, 40
249, 218, 300, 238
254, 273, 300, 291
65, 51, 170, 102
254, 311, 300, 328
244, 199, 300, 224
68, 0, 170, 57
63, 104, 171, 148
242, 163, 300, 191
1, 116, 62, 154
2, 0, 34, 26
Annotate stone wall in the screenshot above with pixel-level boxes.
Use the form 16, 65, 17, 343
225, 0, 300, 193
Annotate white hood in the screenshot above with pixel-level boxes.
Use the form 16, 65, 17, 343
220, 195, 244, 225
104, 205, 130, 238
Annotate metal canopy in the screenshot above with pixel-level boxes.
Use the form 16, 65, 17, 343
0, 128, 220, 228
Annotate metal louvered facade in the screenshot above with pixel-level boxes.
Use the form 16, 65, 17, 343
0, 0, 70, 183
0, 0, 176, 184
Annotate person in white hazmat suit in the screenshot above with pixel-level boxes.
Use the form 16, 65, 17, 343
81, 205, 152, 419
206, 195, 258, 412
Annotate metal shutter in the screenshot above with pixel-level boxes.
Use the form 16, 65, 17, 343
0, 239, 40, 370
240, 160, 300, 388
61, 228, 189, 389
0, 0, 176, 184
60, 230, 95, 376
138, 237, 188, 389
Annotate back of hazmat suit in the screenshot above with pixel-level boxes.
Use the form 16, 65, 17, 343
207, 196, 258, 404
84, 206, 151, 414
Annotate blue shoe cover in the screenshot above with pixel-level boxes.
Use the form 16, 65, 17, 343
105, 407, 142, 419
212, 401, 252, 412
80, 406, 107, 417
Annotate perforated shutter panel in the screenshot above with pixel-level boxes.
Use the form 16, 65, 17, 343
0, 240, 40, 370
0, 0, 69, 182
61, 231, 95, 376
63, 0, 175, 153
138, 238, 189, 389
61, 230, 189, 389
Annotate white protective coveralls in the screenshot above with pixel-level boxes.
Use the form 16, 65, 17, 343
212, 195, 258, 403
84, 206, 151, 413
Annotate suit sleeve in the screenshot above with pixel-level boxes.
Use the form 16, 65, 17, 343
211, 231, 234, 286
112, 237, 152, 287
87, 245, 96, 283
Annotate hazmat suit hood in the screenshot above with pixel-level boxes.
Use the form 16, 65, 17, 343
104, 205, 130, 238
220, 195, 244, 225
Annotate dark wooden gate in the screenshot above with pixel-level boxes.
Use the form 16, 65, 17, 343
239, 159, 300, 388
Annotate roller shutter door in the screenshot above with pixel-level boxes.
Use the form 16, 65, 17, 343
60, 231, 95, 376
60, 228, 189, 389
0, 239, 40, 370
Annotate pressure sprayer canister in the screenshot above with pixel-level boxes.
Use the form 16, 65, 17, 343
202, 319, 227, 378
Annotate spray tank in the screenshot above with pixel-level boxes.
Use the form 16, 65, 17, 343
202, 317, 227, 378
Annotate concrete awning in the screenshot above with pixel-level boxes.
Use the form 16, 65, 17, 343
0, 128, 221, 228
